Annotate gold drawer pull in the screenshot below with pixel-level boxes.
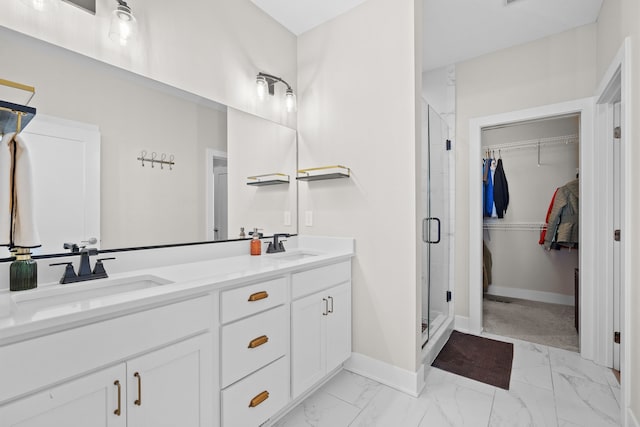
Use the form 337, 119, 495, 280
249, 390, 269, 408
248, 335, 269, 349
113, 380, 122, 416
134, 372, 142, 406
248, 291, 269, 302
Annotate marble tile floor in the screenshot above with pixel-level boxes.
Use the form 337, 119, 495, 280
272, 333, 621, 427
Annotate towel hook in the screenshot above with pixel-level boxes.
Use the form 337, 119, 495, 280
160, 153, 166, 170
151, 152, 157, 168
169, 154, 174, 170
140, 150, 147, 167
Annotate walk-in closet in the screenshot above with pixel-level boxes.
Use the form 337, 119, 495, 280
481, 115, 580, 351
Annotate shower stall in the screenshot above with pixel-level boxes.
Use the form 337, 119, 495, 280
421, 102, 453, 350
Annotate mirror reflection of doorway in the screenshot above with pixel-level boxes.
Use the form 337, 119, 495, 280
213, 158, 228, 241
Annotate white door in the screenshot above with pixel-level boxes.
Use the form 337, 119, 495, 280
213, 164, 228, 241
291, 291, 325, 399
325, 282, 352, 372
0, 364, 126, 427
126, 334, 213, 427
613, 101, 622, 371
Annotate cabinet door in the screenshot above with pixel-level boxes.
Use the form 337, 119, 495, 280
325, 282, 352, 373
0, 364, 126, 427
291, 291, 326, 399
126, 334, 213, 427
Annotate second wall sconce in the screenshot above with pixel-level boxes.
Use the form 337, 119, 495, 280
256, 72, 297, 113
109, 0, 138, 46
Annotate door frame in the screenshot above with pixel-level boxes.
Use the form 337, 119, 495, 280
205, 148, 228, 241
594, 37, 631, 426
468, 97, 595, 356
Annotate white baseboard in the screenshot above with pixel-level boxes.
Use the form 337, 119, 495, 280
455, 315, 470, 333
487, 285, 574, 306
343, 353, 425, 397
629, 408, 640, 427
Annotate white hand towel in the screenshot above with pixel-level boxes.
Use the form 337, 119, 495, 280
0, 133, 12, 246
12, 133, 41, 248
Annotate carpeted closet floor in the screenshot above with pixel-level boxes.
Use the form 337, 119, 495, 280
483, 295, 579, 352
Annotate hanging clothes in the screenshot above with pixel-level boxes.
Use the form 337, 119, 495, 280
493, 158, 509, 218
543, 178, 579, 250
483, 157, 494, 217
539, 188, 559, 244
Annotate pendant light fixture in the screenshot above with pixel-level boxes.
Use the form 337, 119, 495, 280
256, 72, 297, 113
109, 0, 138, 46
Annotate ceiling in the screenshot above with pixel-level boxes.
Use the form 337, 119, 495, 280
250, 0, 368, 36
251, 0, 603, 72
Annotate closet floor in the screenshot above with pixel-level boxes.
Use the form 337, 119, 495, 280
483, 295, 579, 352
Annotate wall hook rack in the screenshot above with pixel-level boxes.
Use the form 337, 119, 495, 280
137, 151, 175, 170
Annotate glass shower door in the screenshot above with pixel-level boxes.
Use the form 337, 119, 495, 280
422, 104, 451, 345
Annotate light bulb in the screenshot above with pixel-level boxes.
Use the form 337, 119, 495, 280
256, 76, 268, 100
285, 89, 297, 113
109, 2, 138, 46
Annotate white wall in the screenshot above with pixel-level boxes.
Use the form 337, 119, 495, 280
422, 65, 456, 139
297, 0, 421, 373
0, 0, 296, 128
482, 117, 579, 302
455, 24, 597, 318
596, 0, 640, 422
227, 108, 297, 238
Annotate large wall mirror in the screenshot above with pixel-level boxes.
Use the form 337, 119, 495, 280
0, 27, 297, 258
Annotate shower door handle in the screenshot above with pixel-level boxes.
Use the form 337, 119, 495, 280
423, 217, 441, 244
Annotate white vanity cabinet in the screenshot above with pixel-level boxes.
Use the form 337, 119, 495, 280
219, 277, 289, 427
290, 262, 352, 399
0, 334, 212, 427
0, 295, 214, 427
0, 364, 127, 427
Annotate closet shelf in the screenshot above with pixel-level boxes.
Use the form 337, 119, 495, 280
483, 134, 578, 153
296, 165, 350, 181
246, 173, 290, 186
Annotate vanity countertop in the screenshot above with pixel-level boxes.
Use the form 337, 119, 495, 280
0, 241, 354, 343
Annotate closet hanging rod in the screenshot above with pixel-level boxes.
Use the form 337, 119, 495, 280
484, 134, 578, 153
483, 221, 547, 231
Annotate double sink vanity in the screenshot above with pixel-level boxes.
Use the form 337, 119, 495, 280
0, 236, 354, 427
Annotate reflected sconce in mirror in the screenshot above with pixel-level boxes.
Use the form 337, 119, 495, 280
109, 0, 138, 46
256, 72, 297, 113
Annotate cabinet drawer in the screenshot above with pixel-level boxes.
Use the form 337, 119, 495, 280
220, 277, 286, 324
221, 357, 288, 427
292, 261, 351, 299
221, 306, 287, 388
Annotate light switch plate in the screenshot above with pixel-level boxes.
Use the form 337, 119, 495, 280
305, 211, 313, 227
284, 211, 291, 226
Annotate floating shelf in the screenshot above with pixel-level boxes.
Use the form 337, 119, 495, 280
247, 173, 290, 186
296, 165, 351, 181
0, 78, 37, 134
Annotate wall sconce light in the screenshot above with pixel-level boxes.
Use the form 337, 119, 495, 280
256, 72, 297, 113
108, 0, 138, 46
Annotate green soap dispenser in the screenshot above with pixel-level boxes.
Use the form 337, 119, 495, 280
10, 247, 38, 291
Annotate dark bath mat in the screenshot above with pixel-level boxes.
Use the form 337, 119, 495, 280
432, 330, 513, 390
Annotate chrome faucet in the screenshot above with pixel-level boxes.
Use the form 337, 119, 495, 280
266, 233, 290, 254
50, 241, 115, 284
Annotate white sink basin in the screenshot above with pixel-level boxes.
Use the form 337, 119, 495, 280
267, 251, 319, 262
11, 275, 173, 312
